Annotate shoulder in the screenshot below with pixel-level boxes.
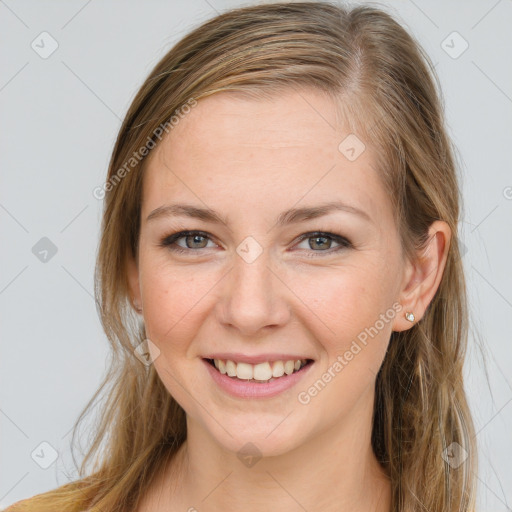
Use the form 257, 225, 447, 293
1, 491, 88, 512
0, 476, 96, 512
1, 497, 31, 511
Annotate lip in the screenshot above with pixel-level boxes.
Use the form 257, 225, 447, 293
203, 352, 313, 365
202, 358, 314, 399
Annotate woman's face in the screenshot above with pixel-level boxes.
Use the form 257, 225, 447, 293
129, 88, 409, 457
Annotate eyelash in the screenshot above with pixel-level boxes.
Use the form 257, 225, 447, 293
158, 230, 353, 258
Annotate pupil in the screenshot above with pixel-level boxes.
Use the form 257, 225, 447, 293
188, 235, 205, 248
312, 236, 329, 250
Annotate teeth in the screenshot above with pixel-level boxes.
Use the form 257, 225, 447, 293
211, 358, 308, 382
236, 362, 253, 380
226, 360, 237, 377
253, 362, 272, 381
284, 360, 295, 375
272, 360, 284, 378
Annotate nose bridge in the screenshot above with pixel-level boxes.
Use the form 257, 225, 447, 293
219, 246, 289, 335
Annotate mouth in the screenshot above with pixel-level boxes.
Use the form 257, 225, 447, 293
203, 357, 314, 383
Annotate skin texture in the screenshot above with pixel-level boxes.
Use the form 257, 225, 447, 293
128, 88, 450, 512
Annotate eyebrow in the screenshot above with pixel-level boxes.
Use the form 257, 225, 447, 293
146, 201, 372, 226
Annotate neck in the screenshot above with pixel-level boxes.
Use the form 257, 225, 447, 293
155, 391, 391, 512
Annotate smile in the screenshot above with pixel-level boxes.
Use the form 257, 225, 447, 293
202, 357, 315, 399
206, 358, 310, 382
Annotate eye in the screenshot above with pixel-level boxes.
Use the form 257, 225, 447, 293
294, 231, 352, 257
159, 230, 218, 254
159, 230, 352, 257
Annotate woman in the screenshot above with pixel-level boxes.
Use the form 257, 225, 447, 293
6, 2, 477, 511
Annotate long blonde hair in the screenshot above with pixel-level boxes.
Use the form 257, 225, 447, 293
7, 2, 477, 511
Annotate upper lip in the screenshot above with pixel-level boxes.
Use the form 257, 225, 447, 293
203, 353, 314, 365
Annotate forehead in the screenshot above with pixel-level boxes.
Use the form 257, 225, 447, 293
141, 89, 390, 227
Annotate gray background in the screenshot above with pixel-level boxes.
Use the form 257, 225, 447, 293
1, 0, 511, 509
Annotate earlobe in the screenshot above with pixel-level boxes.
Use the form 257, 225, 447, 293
392, 220, 451, 332
126, 251, 143, 314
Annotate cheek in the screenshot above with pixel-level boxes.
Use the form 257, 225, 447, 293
139, 259, 217, 352
293, 265, 399, 425
306, 261, 397, 367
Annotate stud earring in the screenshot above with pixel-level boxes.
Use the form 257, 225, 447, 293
405, 312, 415, 322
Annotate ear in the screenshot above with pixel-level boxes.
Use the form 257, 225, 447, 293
126, 250, 142, 315
392, 220, 451, 332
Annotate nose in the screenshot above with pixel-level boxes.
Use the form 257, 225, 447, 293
217, 251, 291, 337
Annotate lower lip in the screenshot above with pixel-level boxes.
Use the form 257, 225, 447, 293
202, 359, 314, 399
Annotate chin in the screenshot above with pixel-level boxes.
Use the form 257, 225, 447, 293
204, 417, 309, 459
